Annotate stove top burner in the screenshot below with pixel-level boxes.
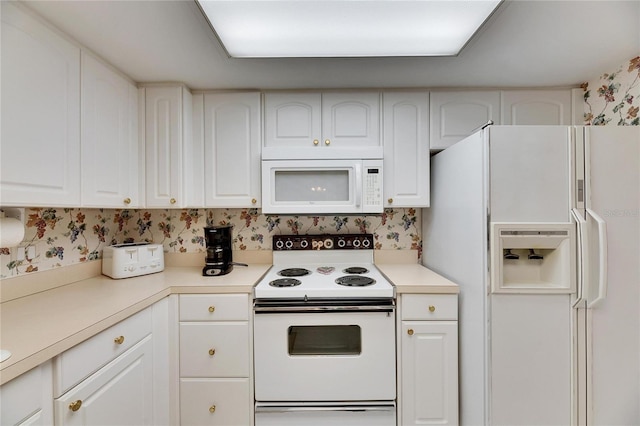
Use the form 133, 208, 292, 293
269, 278, 302, 288
342, 266, 369, 274
278, 268, 311, 277
335, 275, 376, 287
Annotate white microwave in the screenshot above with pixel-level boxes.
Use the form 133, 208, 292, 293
261, 159, 383, 214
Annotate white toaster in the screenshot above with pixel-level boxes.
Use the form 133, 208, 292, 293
102, 243, 165, 279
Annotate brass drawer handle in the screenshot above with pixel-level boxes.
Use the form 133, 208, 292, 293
313, 139, 319, 146
324, 139, 330, 146
209, 405, 216, 413
209, 348, 216, 356
429, 305, 436, 313
208, 306, 215, 313
251, 198, 257, 204
388, 198, 393, 204
124, 197, 131, 205
407, 329, 414, 336
114, 335, 125, 345
69, 400, 82, 412
170, 198, 176, 205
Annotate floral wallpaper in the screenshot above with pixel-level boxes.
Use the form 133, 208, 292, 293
0, 208, 421, 278
582, 56, 640, 126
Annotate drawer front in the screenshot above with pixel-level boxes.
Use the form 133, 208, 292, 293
180, 378, 251, 426
401, 294, 458, 320
180, 323, 250, 377
53, 306, 152, 397
179, 294, 249, 321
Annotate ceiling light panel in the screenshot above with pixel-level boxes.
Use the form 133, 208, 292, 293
196, 0, 502, 58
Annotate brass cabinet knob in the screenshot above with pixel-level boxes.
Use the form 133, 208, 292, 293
388, 198, 393, 204
123, 197, 131, 205
208, 348, 216, 356
209, 405, 216, 413
251, 198, 257, 204
407, 329, 414, 336
208, 306, 215, 313
324, 139, 330, 146
313, 139, 319, 145
114, 335, 125, 345
170, 198, 176, 205
429, 305, 436, 313
69, 400, 82, 412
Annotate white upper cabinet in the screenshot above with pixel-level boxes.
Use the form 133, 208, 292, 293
1, 2, 81, 207
203, 92, 261, 208
501, 90, 572, 125
429, 91, 500, 150
383, 92, 430, 207
81, 52, 139, 208
263, 92, 381, 159
144, 85, 193, 208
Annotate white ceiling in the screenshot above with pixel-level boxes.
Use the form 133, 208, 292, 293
23, 0, 640, 91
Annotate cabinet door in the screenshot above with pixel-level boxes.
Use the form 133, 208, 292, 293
180, 378, 251, 426
263, 92, 321, 157
501, 90, 572, 125
430, 91, 500, 150
0, 2, 81, 207
204, 93, 261, 207
383, 92, 430, 207
401, 321, 458, 426
0, 361, 53, 426
81, 52, 139, 208
145, 86, 192, 208
322, 92, 381, 158
55, 336, 153, 426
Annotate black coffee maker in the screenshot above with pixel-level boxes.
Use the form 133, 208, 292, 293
203, 225, 245, 276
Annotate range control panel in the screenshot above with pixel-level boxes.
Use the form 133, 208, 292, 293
273, 234, 374, 251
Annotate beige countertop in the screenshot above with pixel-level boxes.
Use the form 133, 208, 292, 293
1, 253, 457, 385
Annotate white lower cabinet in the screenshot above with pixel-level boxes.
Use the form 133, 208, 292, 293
0, 361, 53, 426
178, 294, 252, 425
399, 294, 459, 426
54, 336, 154, 426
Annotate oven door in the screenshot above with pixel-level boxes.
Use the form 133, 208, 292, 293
255, 402, 396, 426
253, 309, 396, 401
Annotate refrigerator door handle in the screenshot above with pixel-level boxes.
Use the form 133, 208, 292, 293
586, 208, 608, 308
571, 209, 586, 308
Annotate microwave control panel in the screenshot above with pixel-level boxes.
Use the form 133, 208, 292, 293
363, 160, 383, 209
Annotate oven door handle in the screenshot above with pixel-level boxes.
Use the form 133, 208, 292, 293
255, 403, 396, 413
254, 305, 395, 314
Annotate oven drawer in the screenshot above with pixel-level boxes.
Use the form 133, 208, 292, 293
179, 323, 250, 377
401, 294, 458, 320
255, 402, 396, 426
179, 294, 249, 321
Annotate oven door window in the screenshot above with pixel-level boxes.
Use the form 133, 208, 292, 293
288, 325, 361, 356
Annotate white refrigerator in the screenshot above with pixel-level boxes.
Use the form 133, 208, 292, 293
422, 125, 639, 425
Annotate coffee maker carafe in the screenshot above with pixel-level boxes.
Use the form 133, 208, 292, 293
203, 225, 240, 276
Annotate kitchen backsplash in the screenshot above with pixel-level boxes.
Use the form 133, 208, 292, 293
582, 56, 639, 126
0, 208, 421, 278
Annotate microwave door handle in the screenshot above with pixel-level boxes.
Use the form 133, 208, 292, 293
355, 163, 362, 207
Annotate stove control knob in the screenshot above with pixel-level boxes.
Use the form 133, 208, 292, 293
324, 238, 333, 249
285, 240, 294, 249
353, 239, 361, 248
300, 239, 309, 249
275, 240, 284, 249
337, 239, 346, 248
362, 238, 371, 248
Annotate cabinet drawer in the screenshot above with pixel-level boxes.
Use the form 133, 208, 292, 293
401, 294, 458, 320
180, 378, 251, 426
180, 323, 250, 377
179, 294, 249, 321
53, 306, 152, 397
